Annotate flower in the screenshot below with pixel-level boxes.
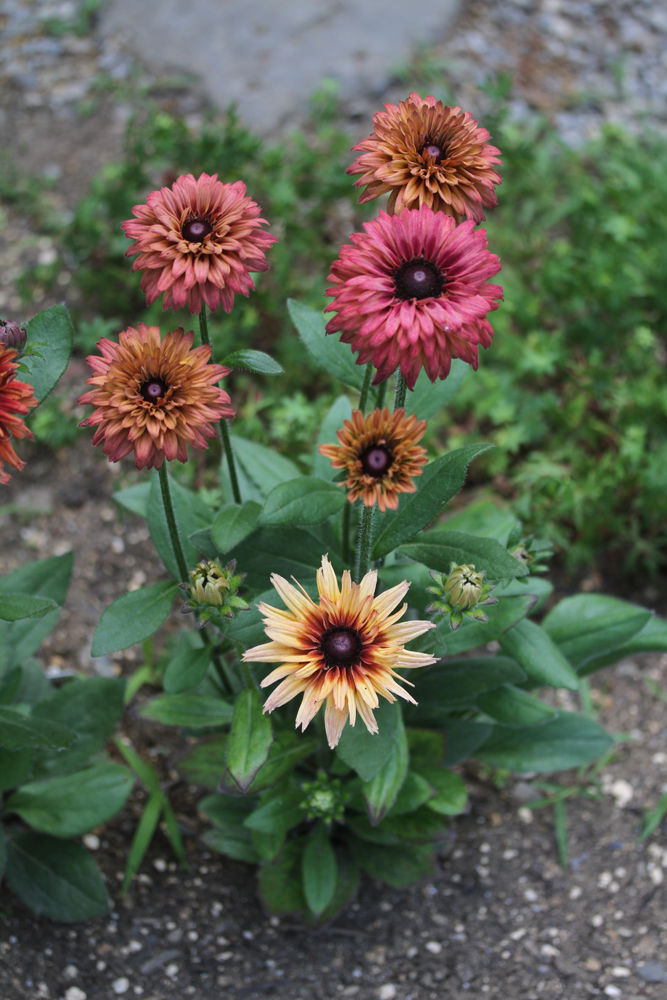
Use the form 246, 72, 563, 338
325, 205, 502, 389
122, 173, 277, 314
0, 345, 38, 484
347, 92, 501, 221
79, 323, 234, 470
318, 407, 428, 512
243, 554, 436, 748
185, 559, 249, 624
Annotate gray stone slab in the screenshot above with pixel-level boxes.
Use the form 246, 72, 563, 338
100, 0, 463, 131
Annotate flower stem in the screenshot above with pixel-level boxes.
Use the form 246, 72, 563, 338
375, 379, 388, 411
198, 304, 242, 504
354, 503, 375, 582
158, 464, 189, 582
393, 371, 407, 411
358, 363, 374, 414
341, 500, 352, 565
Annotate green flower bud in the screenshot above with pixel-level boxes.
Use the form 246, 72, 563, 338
300, 771, 347, 823
184, 559, 249, 624
444, 564, 484, 610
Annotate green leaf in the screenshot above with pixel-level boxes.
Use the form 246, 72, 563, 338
5, 762, 133, 837
443, 498, 522, 546
163, 644, 211, 694
224, 689, 273, 792
6, 832, 109, 921
211, 501, 262, 554
348, 838, 436, 888
385, 771, 433, 817
199, 792, 254, 828
287, 298, 364, 389
203, 826, 260, 864
259, 476, 346, 527
230, 434, 301, 498
373, 445, 493, 559
243, 786, 304, 837
361, 708, 408, 824
229, 527, 340, 591
0, 594, 57, 622
543, 595, 653, 675
418, 767, 468, 816
302, 825, 337, 915
404, 360, 469, 420
478, 710, 614, 772
122, 791, 162, 893
31, 677, 125, 778
476, 685, 558, 727
336, 700, 401, 782
248, 732, 318, 793
113, 480, 150, 518
91, 581, 179, 656
423, 595, 536, 657
0, 747, 33, 790
258, 838, 307, 916
177, 735, 227, 788
441, 719, 494, 766
0, 552, 73, 671
0, 824, 6, 881
221, 348, 283, 375
0, 707, 76, 751
410, 656, 526, 721
138, 693, 233, 729
147, 471, 212, 580
499, 619, 579, 690
313, 395, 353, 481
399, 528, 528, 579
22, 304, 73, 403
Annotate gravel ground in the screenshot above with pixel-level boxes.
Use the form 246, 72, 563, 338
1, 2, 666, 999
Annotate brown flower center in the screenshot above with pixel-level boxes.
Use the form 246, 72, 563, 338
421, 140, 446, 162
321, 627, 362, 669
394, 258, 444, 300
361, 444, 392, 478
141, 378, 167, 402
182, 217, 212, 243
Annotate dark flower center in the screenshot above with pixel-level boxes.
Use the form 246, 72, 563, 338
141, 378, 167, 402
394, 258, 444, 300
321, 627, 362, 669
421, 141, 446, 162
361, 444, 392, 478
182, 217, 212, 243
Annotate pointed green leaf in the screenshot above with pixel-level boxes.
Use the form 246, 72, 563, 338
499, 619, 579, 690
0, 552, 73, 671
543, 595, 653, 674
138, 693, 233, 729
243, 786, 304, 837
399, 528, 528, 579
476, 684, 558, 726
373, 445, 493, 559
302, 825, 337, 915
336, 699, 401, 782
259, 476, 346, 527
420, 595, 536, 657
349, 838, 436, 888
211, 501, 262, 554
411, 656, 526, 718
258, 837, 307, 916
418, 767, 468, 816
224, 689, 273, 792
221, 348, 283, 375
230, 434, 300, 497
203, 827, 260, 864
5, 762, 133, 837
0, 747, 33, 790
313, 395, 353, 481
0, 824, 6, 881
0, 707, 76, 751
478, 710, 613, 773
176, 735, 227, 788
287, 298, 364, 389
247, 732, 318, 793
147, 471, 212, 580
91, 581, 179, 656
404, 360, 469, 420
229, 527, 341, 591
6, 832, 109, 921
163, 644, 211, 694
122, 791, 163, 893
362, 709, 409, 824
113, 480, 150, 518
0, 594, 57, 622
22, 304, 73, 403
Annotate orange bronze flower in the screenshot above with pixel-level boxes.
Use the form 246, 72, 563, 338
348, 92, 501, 222
243, 555, 436, 748
0, 344, 37, 484
79, 323, 234, 470
122, 173, 277, 314
319, 408, 428, 512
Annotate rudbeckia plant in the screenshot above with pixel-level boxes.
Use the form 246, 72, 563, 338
3, 95, 666, 926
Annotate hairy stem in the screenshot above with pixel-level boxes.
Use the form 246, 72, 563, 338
158, 464, 189, 582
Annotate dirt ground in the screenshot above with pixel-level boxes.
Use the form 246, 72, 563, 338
1, 10, 666, 1000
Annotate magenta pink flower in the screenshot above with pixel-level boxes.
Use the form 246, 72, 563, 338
122, 173, 277, 314
325, 205, 502, 389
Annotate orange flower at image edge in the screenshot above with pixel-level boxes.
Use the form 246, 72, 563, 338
79, 323, 234, 470
319, 408, 428, 512
243, 555, 436, 749
0, 344, 37, 484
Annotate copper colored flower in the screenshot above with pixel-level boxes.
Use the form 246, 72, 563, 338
319, 408, 428, 512
122, 173, 277, 314
0, 345, 37, 484
243, 555, 435, 748
325, 205, 502, 389
79, 323, 234, 470
348, 92, 501, 222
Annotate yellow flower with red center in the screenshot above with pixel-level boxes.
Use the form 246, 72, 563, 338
243, 555, 436, 748
319, 408, 428, 512
78, 323, 234, 470
348, 92, 501, 222
0, 344, 37, 484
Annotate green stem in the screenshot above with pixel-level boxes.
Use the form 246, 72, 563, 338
375, 379, 388, 411
199, 304, 241, 504
341, 500, 352, 565
158, 464, 189, 582
354, 503, 375, 582
358, 363, 374, 414
393, 371, 407, 411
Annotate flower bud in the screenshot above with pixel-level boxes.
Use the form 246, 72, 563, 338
184, 559, 248, 623
0, 319, 27, 353
444, 564, 484, 610
300, 771, 347, 823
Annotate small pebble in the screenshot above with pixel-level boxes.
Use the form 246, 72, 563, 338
378, 986, 397, 1000
65, 989, 87, 1000
112, 979, 130, 996
425, 941, 442, 954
